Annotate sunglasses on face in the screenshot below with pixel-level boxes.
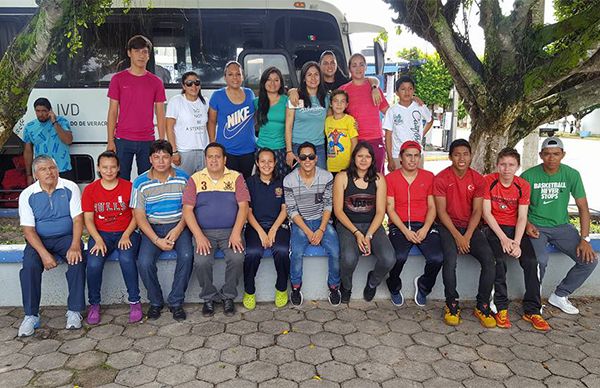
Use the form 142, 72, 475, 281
184, 80, 201, 87
298, 153, 316, 161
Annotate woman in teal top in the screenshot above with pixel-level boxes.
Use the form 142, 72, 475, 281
255, 67, 290, 177
285, 61, 329, 170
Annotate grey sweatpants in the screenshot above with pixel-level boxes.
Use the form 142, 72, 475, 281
529, 223, 597, 297
194, 228, 244, 301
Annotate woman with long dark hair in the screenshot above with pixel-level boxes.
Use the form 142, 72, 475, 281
243, 148, 290, 309
166, 71, 209, 175
255, 67, 290, 177
332, 141, 394, 303
285, 61, 329, 170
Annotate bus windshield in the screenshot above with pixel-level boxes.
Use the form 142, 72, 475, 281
1, 7, 347, 89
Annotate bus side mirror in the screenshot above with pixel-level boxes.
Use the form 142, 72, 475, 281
374, 41, 385, 76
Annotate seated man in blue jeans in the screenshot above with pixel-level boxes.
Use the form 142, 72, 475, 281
283, 142, 340, 306
132, 140, 193, 321
18, 155, 85, 336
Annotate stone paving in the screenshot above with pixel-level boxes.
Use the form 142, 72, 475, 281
0, 298, 599, 387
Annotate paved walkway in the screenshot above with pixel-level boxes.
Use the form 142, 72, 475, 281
0, 298, 599, 387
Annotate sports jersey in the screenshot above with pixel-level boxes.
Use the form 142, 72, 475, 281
433, 167, 486, 228
483, 173, 530, 227
23, 116, 72, 172
82, 178, 133, 232
386, 169, 433, 223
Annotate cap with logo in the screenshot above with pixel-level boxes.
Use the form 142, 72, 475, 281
400, 140, 422, 153
541, 137, 564, 150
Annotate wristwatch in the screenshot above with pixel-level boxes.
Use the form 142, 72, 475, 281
366, 233, 374, 240
583, 236, 591, 243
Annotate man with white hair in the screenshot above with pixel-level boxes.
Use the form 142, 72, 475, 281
18, 155, 85, 336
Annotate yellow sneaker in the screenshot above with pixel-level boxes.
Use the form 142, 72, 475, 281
474, 304, 497, 328
444, 302, 461, 326
275, 289, 288, 308
495, 309, 512, 329
242, 292, 256, 310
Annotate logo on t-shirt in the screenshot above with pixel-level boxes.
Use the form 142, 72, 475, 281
224, 181, 235, 191
275, 187, 283, 198
533, 182, 566, 203
224, 107, 251, 139
467, 184, 475, 191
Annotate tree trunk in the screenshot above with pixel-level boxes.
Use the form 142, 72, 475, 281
0, 0, 70, 148
469, 121, 511, 173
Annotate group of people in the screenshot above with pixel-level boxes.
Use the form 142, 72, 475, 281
16, 34, 597, 338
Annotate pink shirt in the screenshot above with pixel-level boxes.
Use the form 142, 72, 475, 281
107, 70, 166, 141
340, 81, 388, 140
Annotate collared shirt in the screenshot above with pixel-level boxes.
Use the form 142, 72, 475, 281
246, 174, 285, 227
19, 178, 82, 238
182, 167, 250, 230
130, 168, 189, 225
283, 167, 333, 221
23, 116, 72, 172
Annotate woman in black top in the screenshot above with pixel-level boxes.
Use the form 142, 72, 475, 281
332, 141, 395, 303
243, 148, 290, 310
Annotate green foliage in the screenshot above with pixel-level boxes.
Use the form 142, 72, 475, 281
570, 216, 600, 234
62, 0, 114, 57
413, 53, 454, 108
397, 47, 426, 61
554, 0, 595, 21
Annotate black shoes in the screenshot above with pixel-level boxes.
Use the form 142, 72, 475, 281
223, 299, 236, 316
363, 272, 377, 302
340, 286, 352, 304
328, 286, 341, 306
147, 305, 163, 320
170, 306, 186, 321
202, 301, 215, 317
291, 286, 303, 306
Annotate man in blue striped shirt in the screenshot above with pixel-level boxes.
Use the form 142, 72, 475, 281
132, 140, 193, 321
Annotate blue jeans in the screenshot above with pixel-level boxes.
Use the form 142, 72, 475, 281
290, 219, 340, 288
86, 230, 141, 305
137, 223, 193, 308
20, 235, 85, 315
292, 143, 327, 170
115, 138, 153, 180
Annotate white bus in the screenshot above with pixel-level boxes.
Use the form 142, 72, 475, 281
0, 0, 383, 201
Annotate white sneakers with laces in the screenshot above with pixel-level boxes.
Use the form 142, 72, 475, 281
18, 315, 40, 337
548, 293, 580, 315
66, 310, 83, 329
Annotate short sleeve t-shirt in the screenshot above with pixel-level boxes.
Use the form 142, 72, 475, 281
166, 94, 209, 152
521, 164, 586, 227
325, 114, 359, 172
82, 178, 133, 232
433, 167, 486, 228
483, 173, 530, 227
254, 95, 288, 150
107, 70, 166, 141
340, 81, 389, 141
382, 102, 432, 159
209, 88, 256, 155
291, 95, 329, 146
246, 175, 285, 226
386, 169, 434, 223
23, 116, 72, 172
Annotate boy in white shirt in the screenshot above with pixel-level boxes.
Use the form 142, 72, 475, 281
383, 76, 433, 171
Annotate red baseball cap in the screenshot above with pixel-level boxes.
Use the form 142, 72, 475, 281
400, 140, 422, 153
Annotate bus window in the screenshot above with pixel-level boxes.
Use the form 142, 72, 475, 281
0, 14, 33, 57
241, 53, 295, 93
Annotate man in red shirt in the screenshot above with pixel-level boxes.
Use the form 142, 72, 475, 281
385, 141, 443, 307
482, 148, 549, 331
434, 139, 496, 328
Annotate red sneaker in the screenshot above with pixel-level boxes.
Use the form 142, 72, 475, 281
522, 314, 550, 331
495, 309, 512, 329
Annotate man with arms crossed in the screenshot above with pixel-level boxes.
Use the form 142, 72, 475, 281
434, 139, 496, 328
522, 137, 597, 314
107, 35, 166, 180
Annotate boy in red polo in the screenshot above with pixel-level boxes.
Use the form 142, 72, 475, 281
385, 141, 443, 307
482, 148, 549, 331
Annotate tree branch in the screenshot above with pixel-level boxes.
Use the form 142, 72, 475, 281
532, 2, 600, 47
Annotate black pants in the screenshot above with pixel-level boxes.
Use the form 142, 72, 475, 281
483, 225, 541, 315
226, 152, 255, 179
439, 225, 495, 307
387, 223, 444, 294
244, 224, 290, 294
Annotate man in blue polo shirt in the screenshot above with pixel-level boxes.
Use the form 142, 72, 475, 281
18, 155, 85, 337
23, 98, 74, 185
132, 140, 193, 321
183, 143, 250, 317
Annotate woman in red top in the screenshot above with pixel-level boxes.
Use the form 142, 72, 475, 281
82, 151, 141, 324
385, 141, 443, 307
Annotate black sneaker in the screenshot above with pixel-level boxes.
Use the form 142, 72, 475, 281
169, 306, 186, 321
291, 286, 303, 306
328, 286, 341, 306
223, 299, 236, 316
340, 286, 352, 304
202, 301, 215, 317
147, 305, 163, 320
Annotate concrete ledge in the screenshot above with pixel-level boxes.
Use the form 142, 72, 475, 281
0, 239, 598, 307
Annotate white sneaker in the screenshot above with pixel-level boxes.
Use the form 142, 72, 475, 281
65, 310, 83, 329
548, 293, 580, 315
18, 315, 40, 337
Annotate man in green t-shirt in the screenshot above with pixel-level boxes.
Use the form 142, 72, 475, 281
521, 137, 597, 315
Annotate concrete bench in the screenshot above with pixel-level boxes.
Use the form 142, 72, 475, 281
0, 239, 598, 307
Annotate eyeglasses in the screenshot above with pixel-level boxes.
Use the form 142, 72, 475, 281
184, 80, 201, 87
298, 153, 316, 161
